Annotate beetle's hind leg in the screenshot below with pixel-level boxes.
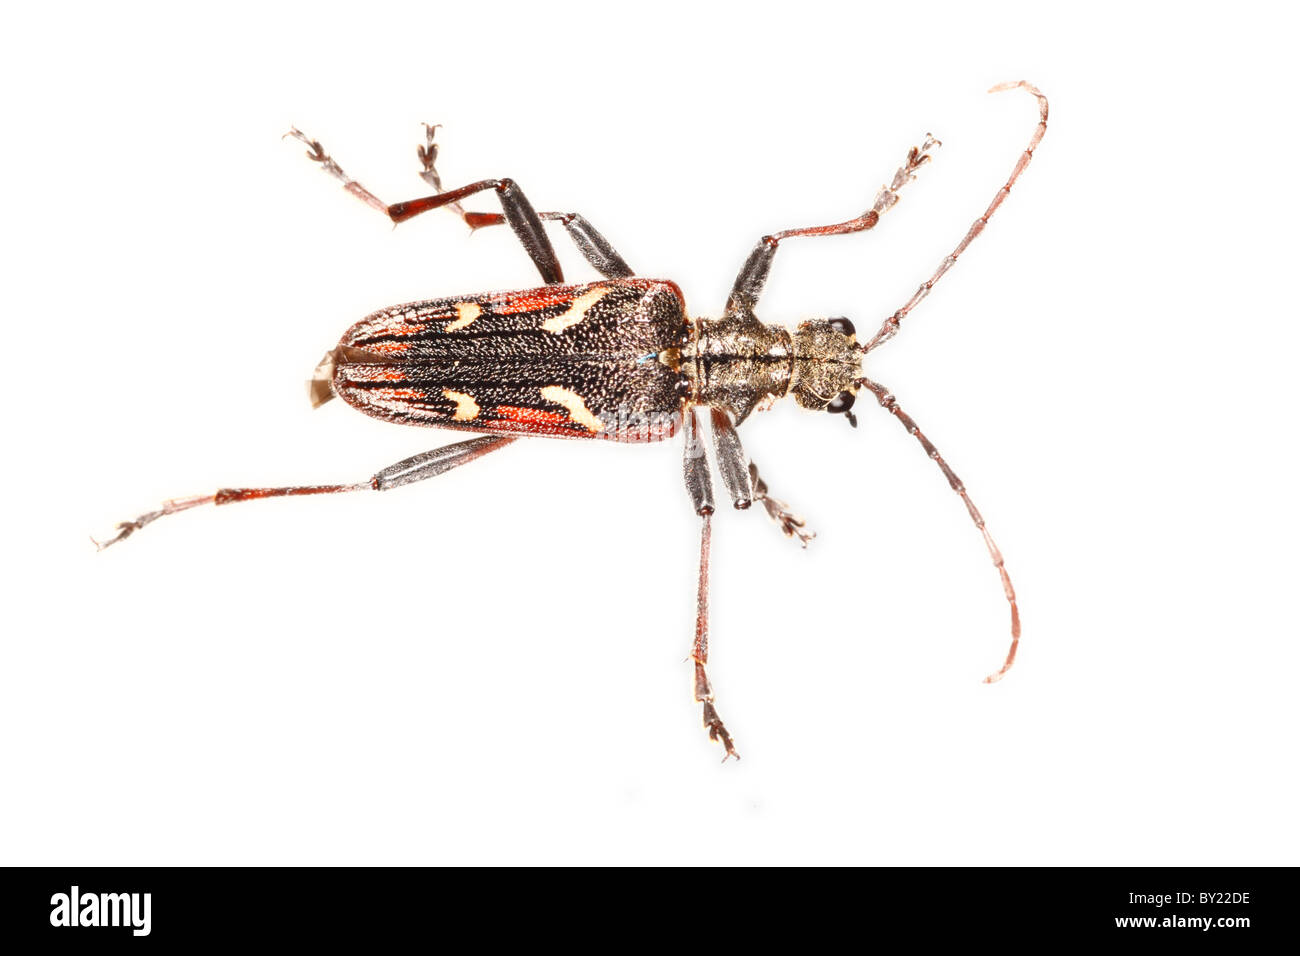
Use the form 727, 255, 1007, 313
95, 436, 516, 550
287, 126, 565, 285
683, 408, 739, 760
285, 127, 391, 216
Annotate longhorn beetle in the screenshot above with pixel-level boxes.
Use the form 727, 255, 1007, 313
97, 82, 1048, 760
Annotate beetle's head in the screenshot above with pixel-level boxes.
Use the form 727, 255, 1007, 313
790, 317, 863, 426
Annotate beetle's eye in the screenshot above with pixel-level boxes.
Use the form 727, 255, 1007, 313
829, 317, 855, 337
827, 390, 856, 415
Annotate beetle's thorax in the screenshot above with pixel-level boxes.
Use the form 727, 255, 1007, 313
681, 314, 861, 423
682, 314, 790, 423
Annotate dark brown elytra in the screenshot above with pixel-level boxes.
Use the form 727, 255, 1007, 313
97, 83, 1048, 761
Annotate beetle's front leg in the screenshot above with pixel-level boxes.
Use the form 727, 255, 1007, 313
749, 463, 815, 548
708, 408, 815, 547
683, 408, 738, 761
724, 134, 941, 318
860, 83, 1049, 354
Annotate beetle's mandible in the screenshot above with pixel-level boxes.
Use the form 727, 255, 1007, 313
98, 83, 1048, 760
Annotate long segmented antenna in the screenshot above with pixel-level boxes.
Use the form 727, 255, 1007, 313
858, 377, 1020, 682
860, 81, 1048, 355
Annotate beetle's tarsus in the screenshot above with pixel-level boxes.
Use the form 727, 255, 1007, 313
782, 517, 816, 549
92, 514, 158, 551
701, 702, 740, 761
416, 121, 466, 220
94, 494, 217, 552
284, 127, 326, 163
749, 463, 815, 548
418, 122, 443, 175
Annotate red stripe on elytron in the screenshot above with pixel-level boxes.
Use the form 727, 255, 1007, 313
363, 341, 412, 355
349, 367, 409, 382
491, 405, 569, 426
494, 289, 583, 316
369, 388, 424, 400
478, 418, 588, 438
359, 317, 437, 336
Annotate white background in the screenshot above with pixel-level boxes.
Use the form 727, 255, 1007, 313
3, 1, 1296, 865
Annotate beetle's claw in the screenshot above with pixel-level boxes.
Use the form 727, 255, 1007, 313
701, 701, 740, 762
283, 127, 327, 163
92, 514, 159, 551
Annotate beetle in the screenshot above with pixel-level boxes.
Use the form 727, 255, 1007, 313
97, 82, 1048, 760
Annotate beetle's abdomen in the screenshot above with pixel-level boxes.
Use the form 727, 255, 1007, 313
329, 279, 689, 442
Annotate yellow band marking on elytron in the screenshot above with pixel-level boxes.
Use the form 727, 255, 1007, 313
540, 287, 608, 334
443, 389, 480, 421
539, 385, 604, 433
445, 302, 482, 332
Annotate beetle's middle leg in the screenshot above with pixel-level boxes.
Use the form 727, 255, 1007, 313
683, 408, 738, 760
94, 436, 516, 550
460, 211, 634, 280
